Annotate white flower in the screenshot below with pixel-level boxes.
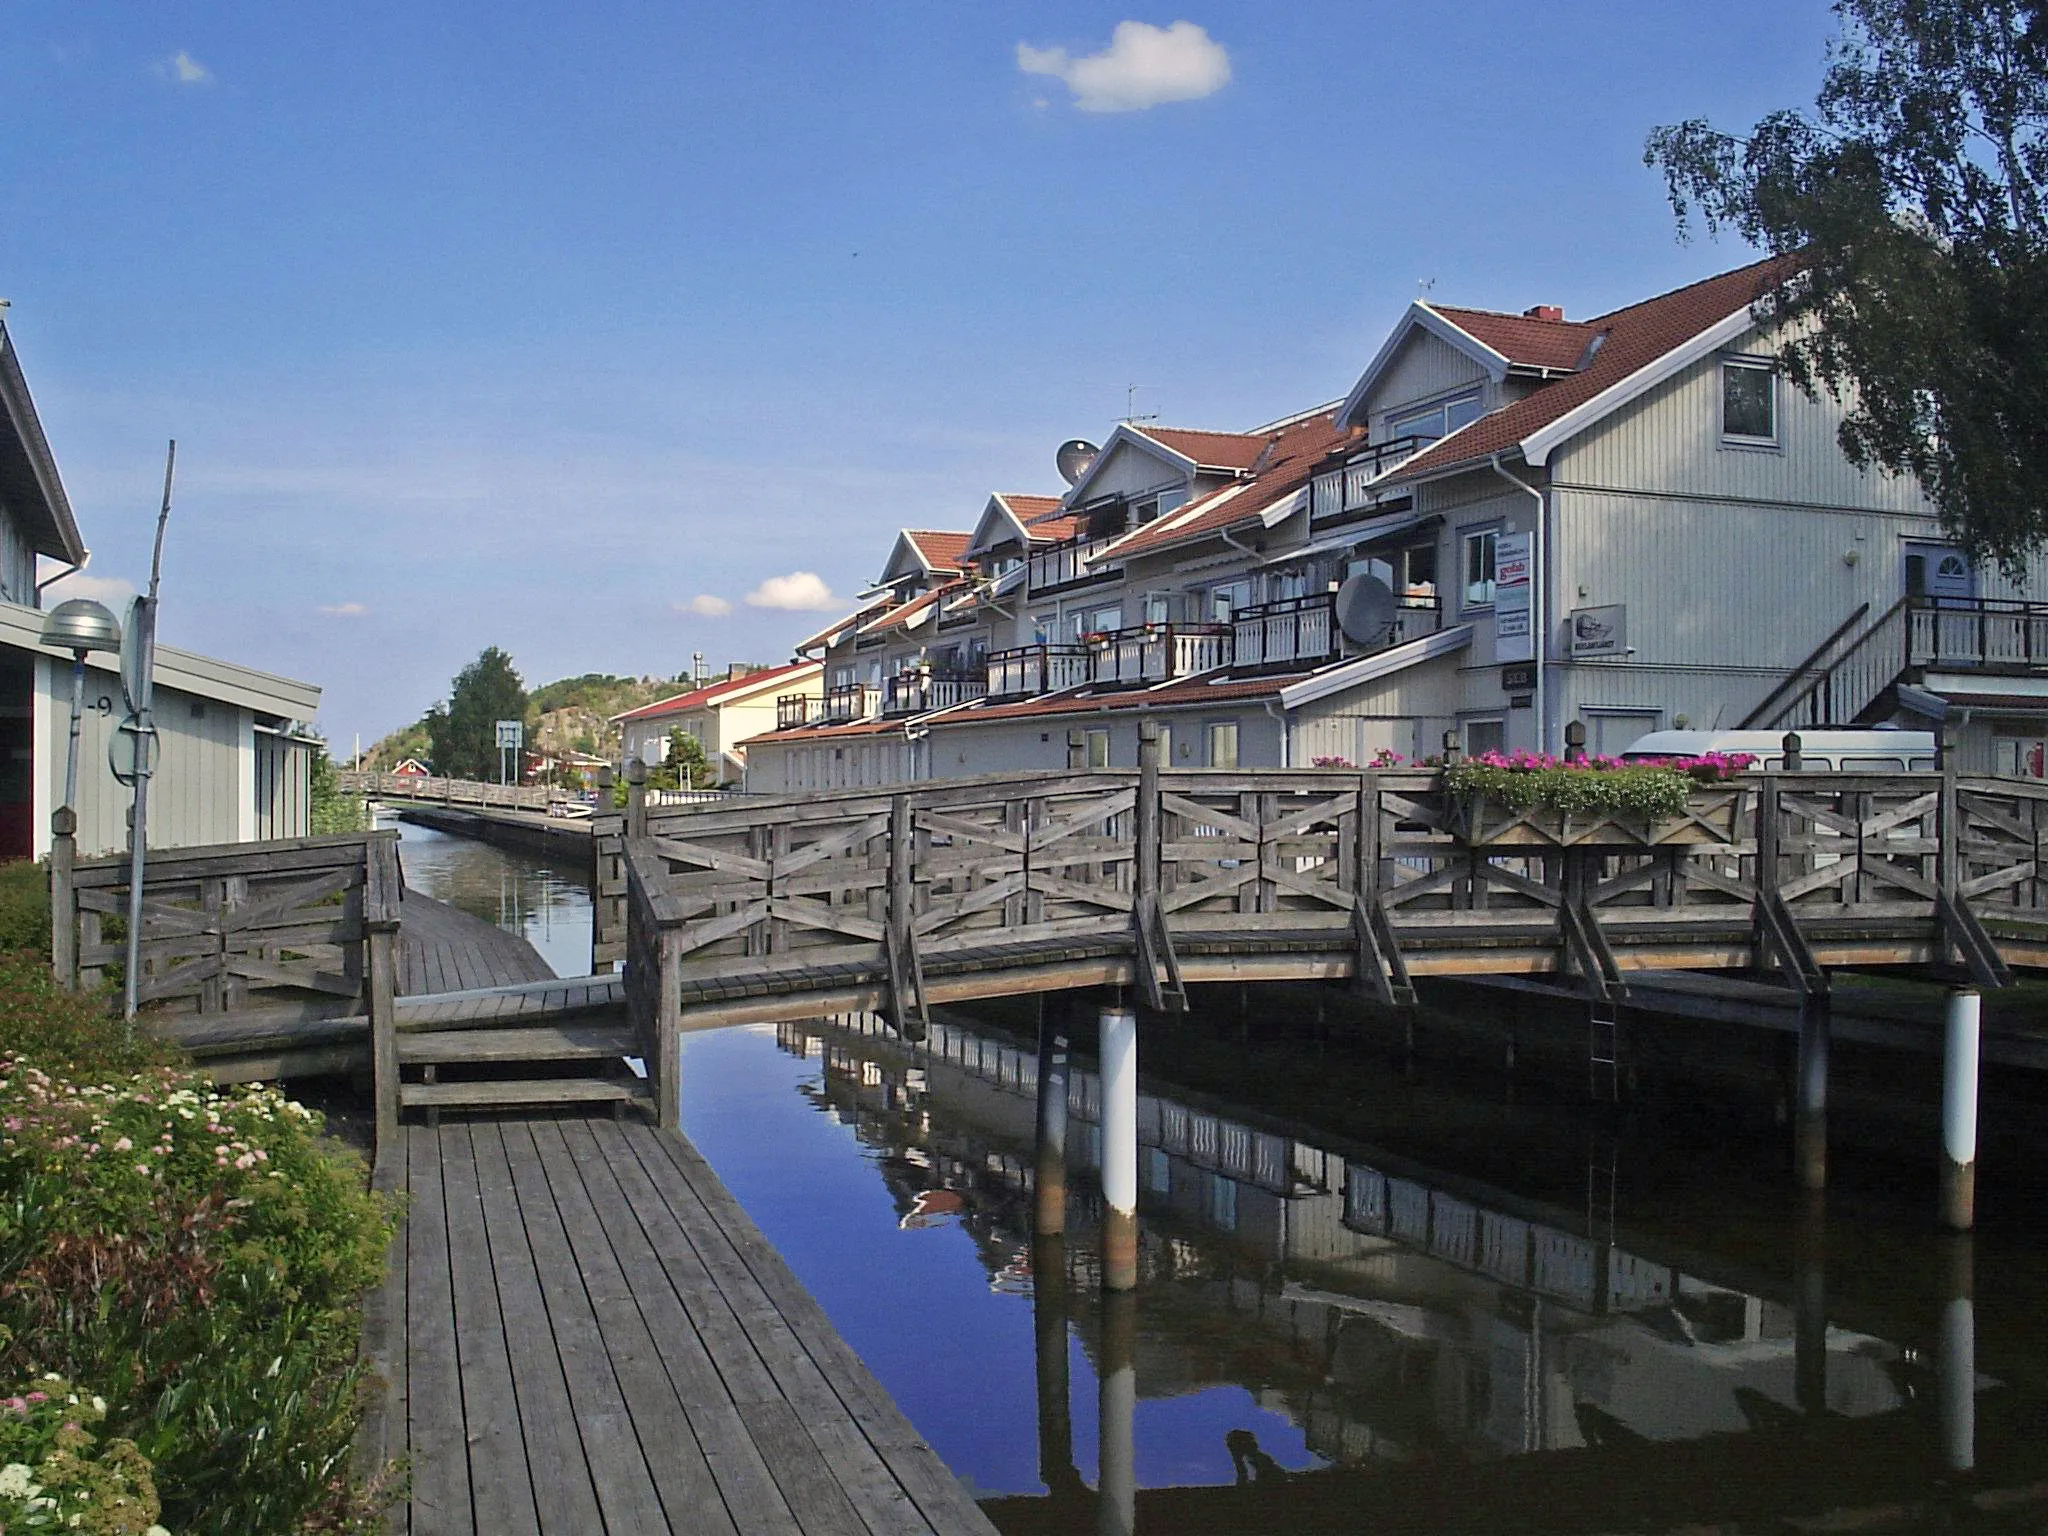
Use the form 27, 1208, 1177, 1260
0, 1460, 37, 1498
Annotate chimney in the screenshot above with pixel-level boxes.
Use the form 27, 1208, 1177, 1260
1524, 305, 1565, 322
726, 662, 759, 680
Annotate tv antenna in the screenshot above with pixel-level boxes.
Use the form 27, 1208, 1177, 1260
1122, 384, 1158, 424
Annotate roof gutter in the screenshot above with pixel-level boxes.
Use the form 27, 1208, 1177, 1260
33, 547, 88, 601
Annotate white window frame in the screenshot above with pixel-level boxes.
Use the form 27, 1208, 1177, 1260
1205, 720, 1239, 770
1460, 525, 1500, 611
1720, 357, 1779, 446
1461, 716, 1506, 758
1085, 728, 1111, 769
1390, 388, 1483, 445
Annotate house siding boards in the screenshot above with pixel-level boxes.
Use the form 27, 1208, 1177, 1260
1366, 332, 1490, 439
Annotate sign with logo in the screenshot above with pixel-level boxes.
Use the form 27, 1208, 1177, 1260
1567, 604, 1626, 659
1493, 531, 1533, 663
1500, 662, 1537, 692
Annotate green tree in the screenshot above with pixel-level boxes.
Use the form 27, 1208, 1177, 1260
1646, 0, 2048, 571
427, 647, 529, 780
646, 729, 712, 791
307, 744, 367, 835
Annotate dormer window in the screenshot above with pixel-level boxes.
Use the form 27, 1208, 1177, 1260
1132, 497, 1160, 525
1389, 390, 1483, 445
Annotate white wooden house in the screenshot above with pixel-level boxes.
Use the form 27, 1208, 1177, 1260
0, 319, 324, 859
742, 256, 2048, 790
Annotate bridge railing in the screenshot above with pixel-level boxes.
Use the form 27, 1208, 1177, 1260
337, 769, 552, 811
611, 758, 2048, 1123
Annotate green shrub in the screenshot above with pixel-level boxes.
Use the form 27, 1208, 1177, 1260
0, 952, 171, 1079
0, 1049, 395, 1534
0, 862, 51, 962
1443, 759, 1696, 819
0, 1368, 166, 1534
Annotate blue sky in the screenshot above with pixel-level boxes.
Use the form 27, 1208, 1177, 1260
0, 1, 1839, 748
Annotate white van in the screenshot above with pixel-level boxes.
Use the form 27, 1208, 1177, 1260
1620, 729, 1937, 772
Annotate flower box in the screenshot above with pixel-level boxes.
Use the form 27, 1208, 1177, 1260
1449, 786, 1746, 848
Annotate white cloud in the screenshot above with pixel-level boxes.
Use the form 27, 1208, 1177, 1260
677, 594, 732, 617
1016, 21, 1229, 113
162, 50, 213, 85
319, 601, 367, 618
41, 571, 136, 609
744, 572, 839, 612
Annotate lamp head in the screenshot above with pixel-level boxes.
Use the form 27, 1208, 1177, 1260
40, 598, 122, 657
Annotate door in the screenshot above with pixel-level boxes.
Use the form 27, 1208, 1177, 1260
1905, 542, 1978, 662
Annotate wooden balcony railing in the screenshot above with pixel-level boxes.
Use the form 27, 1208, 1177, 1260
1310, 433, 1428, 520
1907, 596, 2048, 671
776, 693, 819, 730
1233, 591, 1442, 670
884, 669, 988, 715
1088, 623, 1233, 687
1026, 535, 1122, 595
987, 644, 1091, 698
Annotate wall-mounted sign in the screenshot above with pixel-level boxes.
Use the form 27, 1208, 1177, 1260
1568, 604, 1626, 659
1494, 531, 1533, 663
1500, 662, 1537, 692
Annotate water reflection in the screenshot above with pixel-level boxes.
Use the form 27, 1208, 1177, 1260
676, 1012, 2045, 1534
382, 812, 593, 978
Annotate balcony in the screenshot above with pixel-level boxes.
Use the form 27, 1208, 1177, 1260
1310, 433, 1427, 521
884, 669, 988, 715
775, 693, 817, 730
1026, 535, 1123, 596
1233, 591, 1443, 672
988, 644, 1090, 699
1906, 596, 2048, 672
1086, 623, 1233, 688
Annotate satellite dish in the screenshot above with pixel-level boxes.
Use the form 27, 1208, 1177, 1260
1055, 439, 1100, 487
1335, 573, 1398, 647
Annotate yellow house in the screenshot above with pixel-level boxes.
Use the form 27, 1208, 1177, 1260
611, 661, 821, 784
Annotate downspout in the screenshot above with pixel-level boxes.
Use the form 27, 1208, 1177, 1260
1264, 698, 1290, 768
1489, 454, 1548, 756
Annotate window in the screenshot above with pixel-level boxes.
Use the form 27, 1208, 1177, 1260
1206, 582, 1248, 623
1086, 729, 1111, 769
1462, 528, 1499, 607
1206, 720, 1239, 770
1463, 718, 1505, 757
1390, 390, 1483, 444
1132, 497, 1160, 525
1353, 544, 1438, 601
1721, 359, 1777, 442
1073, 604, 1121, 640
1143, 591, 1172, 625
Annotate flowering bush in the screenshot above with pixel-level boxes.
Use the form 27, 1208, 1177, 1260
0, 1370, 165, 1534
0, 1039, 395, 1534
1442, 749, 1756, 819
1311, 749, 1405, 770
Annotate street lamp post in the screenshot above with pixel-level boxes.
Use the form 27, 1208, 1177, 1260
39, 598, 124, 987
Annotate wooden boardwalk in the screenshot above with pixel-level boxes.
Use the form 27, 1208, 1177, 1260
360, 1113, 995, 1536
398, 889, 555, 995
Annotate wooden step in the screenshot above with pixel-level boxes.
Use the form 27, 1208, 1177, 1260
399, 1077, 652, 1110
397, 1023, 636, 1065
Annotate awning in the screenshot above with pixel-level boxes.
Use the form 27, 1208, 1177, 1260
1259, 509, 1438, 566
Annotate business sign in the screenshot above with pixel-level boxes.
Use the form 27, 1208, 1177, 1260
1500, 662, 1537, 693
495, 719, 525, 750
1493, 531, 1533, 663
1568, 604, 1627, 659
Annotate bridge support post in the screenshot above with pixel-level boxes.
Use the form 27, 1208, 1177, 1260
1097, 1287, 1137, 1536
1795, 994, 1830, 1192
1942, 988, 1980, 1231
1794, 1193, 1827, 1415
1035, 1014, 1069, 1236
1939, 1236, 1975, 1474
1099, 1003, 1139, 1292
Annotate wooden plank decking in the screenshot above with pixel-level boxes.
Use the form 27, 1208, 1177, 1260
362, 1113, 995, 1536
398, 889, 556, 996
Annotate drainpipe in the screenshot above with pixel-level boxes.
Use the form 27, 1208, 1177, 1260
1489, 455, 1548, 756
1264, 697, 1290, 768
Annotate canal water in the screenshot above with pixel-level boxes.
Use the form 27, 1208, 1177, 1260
394, 817, 2048, 1534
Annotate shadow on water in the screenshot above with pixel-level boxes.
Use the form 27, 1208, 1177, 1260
678, 1001, 2048, 1536
381, 811, 593, 979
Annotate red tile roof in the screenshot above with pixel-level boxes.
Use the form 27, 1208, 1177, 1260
1395, 256, 1795, 481
747, 716, 908, 745
1106, 410, 1358, 561
1130, 425, 1275, 471
793, 599, 890, 655
1426, 304, 1603, 373
857, 580, 959, 635
611, 660, 819, 722
998, 493, 1064, 524
905, 529, 973, 571
939, 671, 1305, 727
1023, 505, 1084, 542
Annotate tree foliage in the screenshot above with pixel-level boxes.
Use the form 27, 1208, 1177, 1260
1646, 0, 2048, 571
426, 647, 529, 780
646, 729, 713, 791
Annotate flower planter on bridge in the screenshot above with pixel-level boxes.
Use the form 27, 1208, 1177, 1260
1448, 787, 1746, 848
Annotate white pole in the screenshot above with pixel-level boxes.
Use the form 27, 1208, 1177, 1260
1099, 1003, 1139, 1291
1939, 1239, 1975, 1473
1097, 1290, 1136, 1536
1942, 988, 1980, 1230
